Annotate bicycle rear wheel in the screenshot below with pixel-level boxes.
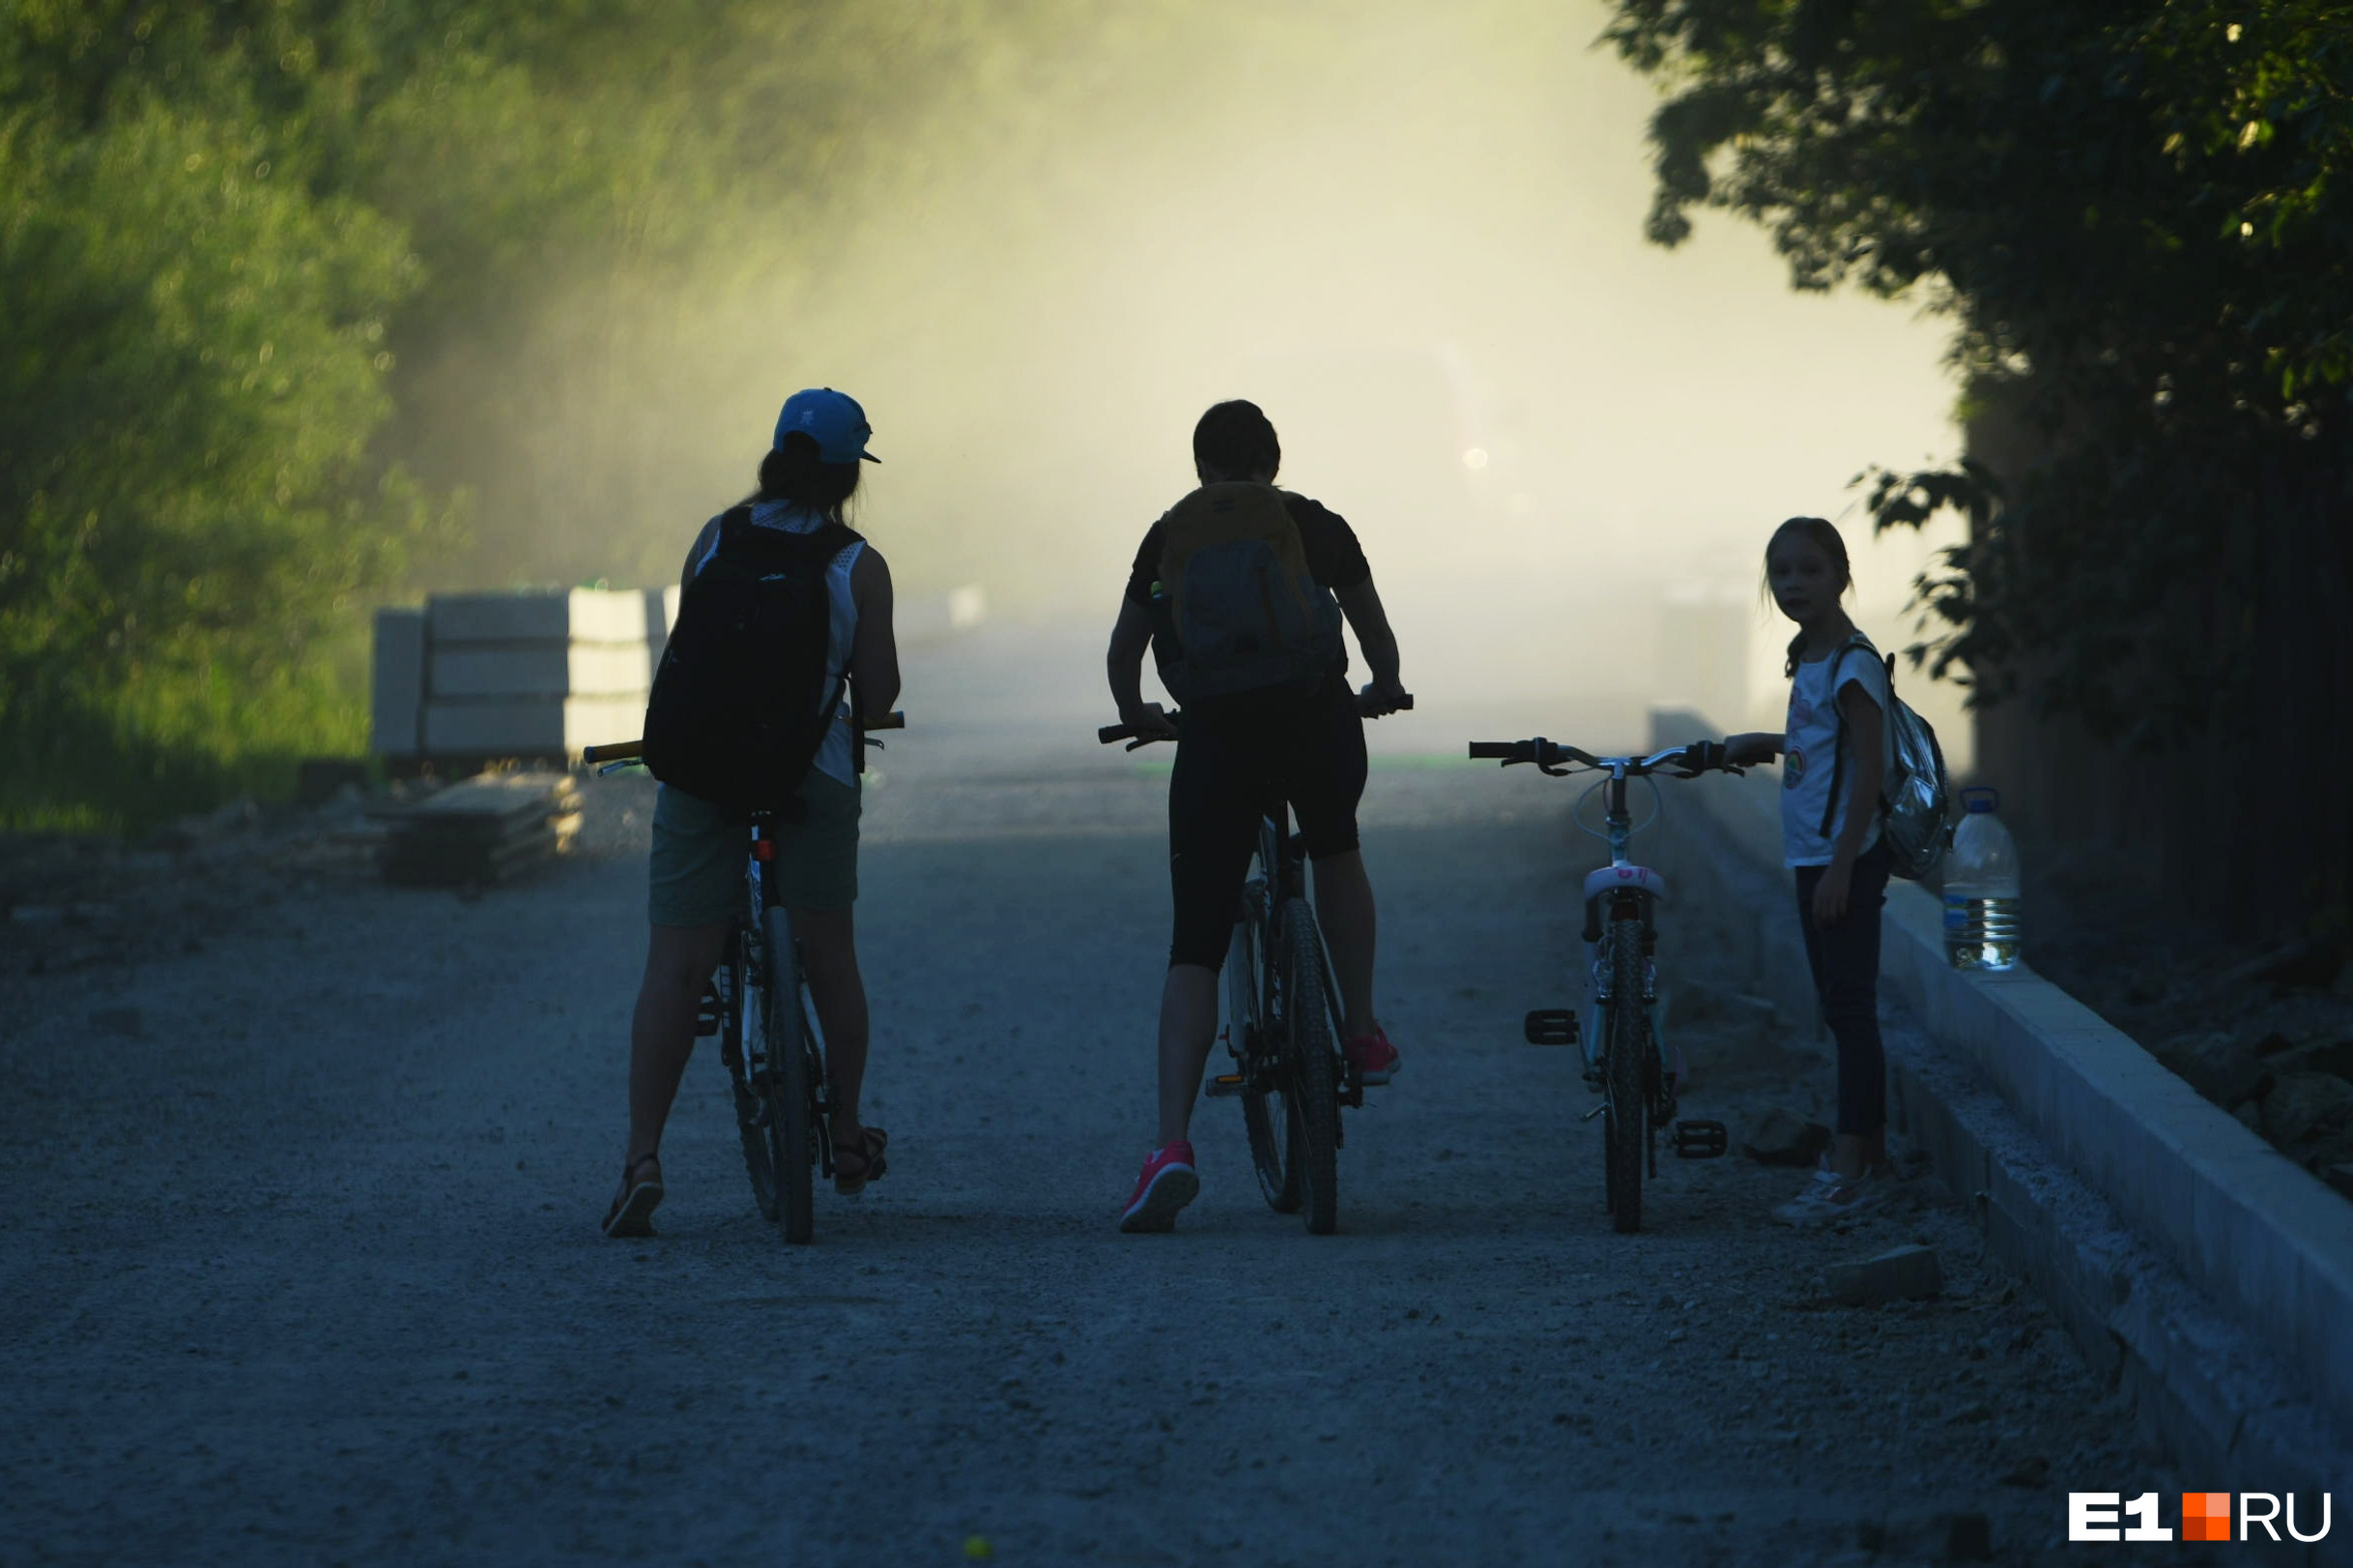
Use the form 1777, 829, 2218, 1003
1278, 898, 1341, 1236
1232, 888, 1303, 1213
722, 918, 779, 1220
1603, 929, 1649, 1235
761, 905, 817, 1244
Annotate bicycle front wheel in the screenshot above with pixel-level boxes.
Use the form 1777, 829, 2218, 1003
1603, 928, 1650, 1234
1278, 898, 1341, 1236
761, 905, 817, 1244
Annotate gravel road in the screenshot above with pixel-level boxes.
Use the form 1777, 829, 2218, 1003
2, 629, 2183, 1567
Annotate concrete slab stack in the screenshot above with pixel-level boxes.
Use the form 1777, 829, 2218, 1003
371, 588, 657, 767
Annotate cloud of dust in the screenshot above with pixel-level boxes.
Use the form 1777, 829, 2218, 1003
445, 0, 1972, 757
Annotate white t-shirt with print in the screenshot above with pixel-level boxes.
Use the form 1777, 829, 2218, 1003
1781, 637, 1893, 869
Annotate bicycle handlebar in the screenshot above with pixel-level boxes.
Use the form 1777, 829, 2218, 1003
583, 711, 905, 768
1101, 691, 1412, 750
1465, 737, 1742, 779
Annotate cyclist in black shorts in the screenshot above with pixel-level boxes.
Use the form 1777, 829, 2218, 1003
1105, 399, 1411, 1231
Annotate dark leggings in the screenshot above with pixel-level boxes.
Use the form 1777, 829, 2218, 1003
1165, 682, 1367, 970
1793, 840, 1891, 1140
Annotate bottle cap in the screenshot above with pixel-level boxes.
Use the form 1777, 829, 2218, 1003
1961, 786, 1999, 814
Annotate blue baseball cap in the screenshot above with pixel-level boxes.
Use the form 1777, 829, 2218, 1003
774, 387, 879, 465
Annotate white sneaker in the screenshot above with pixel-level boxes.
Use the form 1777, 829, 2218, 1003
1771, 1168, 1885, 1226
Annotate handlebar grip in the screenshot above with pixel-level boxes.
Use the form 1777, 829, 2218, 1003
1098, 725, 1136, 745
866, 711, 905, 731
1467, 741, 1525, 761
582, 739, 643, 764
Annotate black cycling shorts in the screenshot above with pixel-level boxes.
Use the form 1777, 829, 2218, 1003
1165, 679, 1367, 970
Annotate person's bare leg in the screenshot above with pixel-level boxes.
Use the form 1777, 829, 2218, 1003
793, 905, 871, 1137
1312, 849, 1377, 1040
1155, 963, 1220, 1147
625, 922, 729, 1165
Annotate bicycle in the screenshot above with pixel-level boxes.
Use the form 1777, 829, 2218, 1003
1101, 692, 1409, 1235
585, 711, 902, 1244
1463, 735, 1736, 1233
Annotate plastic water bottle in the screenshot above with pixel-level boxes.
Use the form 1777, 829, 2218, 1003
1944, 786, 2021, 971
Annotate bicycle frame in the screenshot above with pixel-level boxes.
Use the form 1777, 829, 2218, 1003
744, 815, 833, 1181
1241, 801, 1351, 1098
1582, 764, 1661, 1082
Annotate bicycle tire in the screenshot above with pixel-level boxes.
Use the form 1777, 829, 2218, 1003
1232, 891, 1303, 1213
762, 905, 817, 1244
1604, 927, 1649, 1234
723, 918, 779, 1221
1278, 898, 1341, 1236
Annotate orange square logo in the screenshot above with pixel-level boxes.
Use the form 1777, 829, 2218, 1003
2183, 1492, 2232, 1542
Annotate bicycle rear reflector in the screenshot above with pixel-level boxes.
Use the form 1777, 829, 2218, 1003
1524, 1010, 1581, 1046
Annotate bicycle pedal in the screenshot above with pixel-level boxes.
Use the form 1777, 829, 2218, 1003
1673, 1119, 1729, 1159
1203, 1073, 1248, 1099
1524, 1009, 1581, 1046
695, 984, 723, 1038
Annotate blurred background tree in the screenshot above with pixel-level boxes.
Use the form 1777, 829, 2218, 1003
1607, 0, 2353, 936
0, 0, 1138, 828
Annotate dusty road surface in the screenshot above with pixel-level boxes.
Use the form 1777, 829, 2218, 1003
5, 628, 2171, 1567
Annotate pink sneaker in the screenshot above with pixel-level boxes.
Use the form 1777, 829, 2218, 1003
1345, 1027, 1401, 1086
1119, 1141, 1199, 1233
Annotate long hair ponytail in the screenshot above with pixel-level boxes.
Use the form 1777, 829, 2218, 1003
752, 431, 861, 522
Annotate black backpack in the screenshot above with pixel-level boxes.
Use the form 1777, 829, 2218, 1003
642, 506, 859, 814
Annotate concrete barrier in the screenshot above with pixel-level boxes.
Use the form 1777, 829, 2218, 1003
1649, 706, 2353, 1504
373, 588, 659, 765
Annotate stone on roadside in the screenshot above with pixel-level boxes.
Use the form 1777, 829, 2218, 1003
2263, 1071, 2353, 1147
1823, 1243, 1943, 1306
1739, 1107, 1832, 1167
2152, 1030, 2268, 1108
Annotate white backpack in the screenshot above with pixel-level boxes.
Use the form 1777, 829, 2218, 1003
1819, 638, 1951, 881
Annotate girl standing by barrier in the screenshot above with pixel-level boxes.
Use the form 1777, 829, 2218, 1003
1724, 517, 1893, 1224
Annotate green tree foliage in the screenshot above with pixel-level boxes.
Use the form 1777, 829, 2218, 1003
0, 0, 1114, 826
1605, 0, 2353, 749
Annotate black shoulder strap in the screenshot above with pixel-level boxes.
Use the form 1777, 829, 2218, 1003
805, 522, 863, 562
715, 504, 754, 550
1817, 639, 1858, 840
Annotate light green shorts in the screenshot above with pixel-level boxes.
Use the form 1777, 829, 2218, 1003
647, 773, 861, 927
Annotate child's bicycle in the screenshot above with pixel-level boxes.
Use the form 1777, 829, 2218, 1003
585, 713, 902, 1244
1102, 693, 1408, 1235
1464, 735, 1736, 1233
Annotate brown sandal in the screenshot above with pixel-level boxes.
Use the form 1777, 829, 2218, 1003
832, 1126, 889, 1196
602, 1152, 663, 1238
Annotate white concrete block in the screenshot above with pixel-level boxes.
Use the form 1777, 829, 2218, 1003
423, 696, 647, 757
428, 587, 650, 646
430, 642, 651, 698
645, 585, 680, 670
371, 608, 427, 757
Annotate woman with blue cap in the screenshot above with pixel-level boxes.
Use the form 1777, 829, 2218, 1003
605, 388, 900, 1238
